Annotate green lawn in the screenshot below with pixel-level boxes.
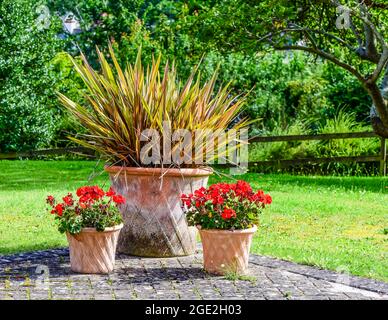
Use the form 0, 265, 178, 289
0, 160, 387, 282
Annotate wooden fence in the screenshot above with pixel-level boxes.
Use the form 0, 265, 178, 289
0, 147, 94, 160
248, 131, 386, 176
0, 131, 386, 176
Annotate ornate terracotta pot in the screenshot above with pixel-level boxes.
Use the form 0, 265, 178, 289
66, 224, 123, 274
198, 225, 257, 275
104, 166, 212, 257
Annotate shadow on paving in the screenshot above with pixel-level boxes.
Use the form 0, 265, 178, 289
0, 256, 208, 284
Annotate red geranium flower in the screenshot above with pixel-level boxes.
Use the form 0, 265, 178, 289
112, 194, 125, 204
181, 180, 271, 230
92, 186, 105, 199
234, 180, 252, 197
79, 194, 92, 205
47, 186, 125, 234
264, 194, 272, 205
76, 186, 87, 197
46, 195, 55, 206
221, 208, 236, 220
212, 195, 224, 205
76, 186, 104, 201
181, 194, 192, 207
51, 203, 64, 216
105, 187, 116, 197
62, 193, 74, 206
194, 187, 206, 198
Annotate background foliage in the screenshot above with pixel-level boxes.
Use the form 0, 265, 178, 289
0, 0, 381, 174
0, 0, 63, 152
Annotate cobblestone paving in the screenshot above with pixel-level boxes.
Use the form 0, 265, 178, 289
0, 248, 387, 300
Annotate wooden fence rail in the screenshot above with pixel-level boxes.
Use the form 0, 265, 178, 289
0, 132, 386, 176
249, 131, 378, 143
0, 147, 93, 160
248, 131, 386, 176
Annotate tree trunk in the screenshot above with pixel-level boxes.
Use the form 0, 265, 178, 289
367, 68, 388, 138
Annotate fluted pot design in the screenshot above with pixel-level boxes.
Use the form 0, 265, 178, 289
105, 166, 212, 257
66, 224, 123, 274
198, 225, 257, 275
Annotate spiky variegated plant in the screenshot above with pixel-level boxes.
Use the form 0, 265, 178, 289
59, 45, 251, 167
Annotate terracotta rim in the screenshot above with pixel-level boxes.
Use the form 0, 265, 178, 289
197, 225, 257, 234
104, 166, 213, 177
72, 224, 124, 234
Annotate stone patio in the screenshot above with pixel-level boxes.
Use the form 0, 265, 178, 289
0, 248, 387, 300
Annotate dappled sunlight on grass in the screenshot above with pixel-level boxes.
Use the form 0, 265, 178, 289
253, 208, 388, 281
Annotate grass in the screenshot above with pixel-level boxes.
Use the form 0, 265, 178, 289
223, 271, 257, 284
0, 160, 387, 281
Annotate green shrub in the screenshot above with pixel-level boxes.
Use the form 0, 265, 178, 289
51, 52, 86, 145
249, 120, 315, 161
0, 0, 64, 152
322, 63, 371, 123
315, 110, 379, 158
248, 111, 380, 176
0, 0, 374, 161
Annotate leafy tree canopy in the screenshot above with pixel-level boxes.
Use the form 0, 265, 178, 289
186, 0, 388, 136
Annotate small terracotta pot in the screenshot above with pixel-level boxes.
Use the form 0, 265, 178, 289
66, 224, 123, 274
198, 225, 257, 275
105, 166, 212, 257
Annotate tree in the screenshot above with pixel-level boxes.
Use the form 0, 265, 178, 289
47, 0, 150, 63
188, 0, 388, 137
0, 0, 64, 151
47, 0, 199, 73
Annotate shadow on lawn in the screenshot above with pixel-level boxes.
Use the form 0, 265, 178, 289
265, 175, 388, 193
212, 170, 388, 194
0, 160, 387, 193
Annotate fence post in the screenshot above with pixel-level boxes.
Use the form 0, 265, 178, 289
380, 137, 387, 176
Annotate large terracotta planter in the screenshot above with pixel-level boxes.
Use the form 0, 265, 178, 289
198, 225, 257, 275
104, 166, 212, 257
66, 224, 123, 274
